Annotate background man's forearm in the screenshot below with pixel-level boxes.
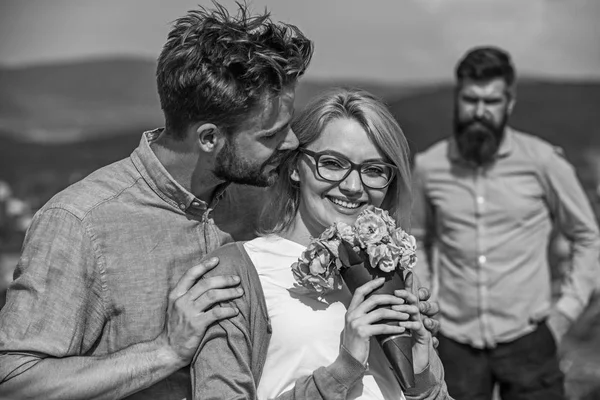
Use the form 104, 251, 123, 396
0, 339, 183, 400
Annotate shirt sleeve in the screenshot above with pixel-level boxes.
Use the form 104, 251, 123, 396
274, 346, 367, 400
0, 207, 107, 383
540, 147, 600, 323
411, 156, 437, 294
192, 306, 257, 399
192, 246, 262, 399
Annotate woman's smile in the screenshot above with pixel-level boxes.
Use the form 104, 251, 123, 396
326, 196, 365, 211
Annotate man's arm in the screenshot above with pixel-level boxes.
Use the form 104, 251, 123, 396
0, 341, 188, 400
1, 267, 241, 400
540, 147, 600, 342
0, 208, 242, 400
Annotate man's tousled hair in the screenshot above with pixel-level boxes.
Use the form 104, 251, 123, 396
455, 46, 516, 87
156, 1, 313, 139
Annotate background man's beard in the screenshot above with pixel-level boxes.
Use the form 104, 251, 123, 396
454, 115, 507, 165
213, 140, 285, 187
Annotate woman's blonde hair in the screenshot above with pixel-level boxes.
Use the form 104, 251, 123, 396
259, 87, 412, 233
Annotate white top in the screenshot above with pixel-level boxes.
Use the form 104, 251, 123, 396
245, 235, 405, 400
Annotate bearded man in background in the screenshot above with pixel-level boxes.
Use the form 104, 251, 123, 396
412, 46, 600, 400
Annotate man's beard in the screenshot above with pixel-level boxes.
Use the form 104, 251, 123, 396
213, 138, 288, 187
454, 110, 508, 166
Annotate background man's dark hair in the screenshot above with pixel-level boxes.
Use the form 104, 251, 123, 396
455, 46, 516, 87
156, 1, 313, 139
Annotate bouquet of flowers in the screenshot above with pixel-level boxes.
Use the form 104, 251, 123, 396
291, 205, 418, 390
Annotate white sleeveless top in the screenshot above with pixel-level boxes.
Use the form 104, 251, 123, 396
244, 235, 405, 400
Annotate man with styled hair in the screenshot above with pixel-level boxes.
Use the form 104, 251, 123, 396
412, 45, 600, 400
0, 3, 312, 399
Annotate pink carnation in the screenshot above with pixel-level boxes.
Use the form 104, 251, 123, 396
320, 225, 339, 241
367, 243, 399, 273
292, 240, 342, 293
355, 212, 389, 247
336, 222, 356, 244
291, 206, 419, 293
390, 228, 417, 270
367, 206, 397, 230
299, 241, 332, 275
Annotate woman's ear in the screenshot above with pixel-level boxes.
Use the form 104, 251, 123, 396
197, 123, 221, 153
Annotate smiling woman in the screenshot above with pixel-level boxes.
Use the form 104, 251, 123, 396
261, 88, 413, 236
291, 117, 395, 235
191, 88, 450, 400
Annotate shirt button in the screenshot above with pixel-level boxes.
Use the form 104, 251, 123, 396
478, 255, 487, 265
179, 204, 186, 210
476, 196, 485, 205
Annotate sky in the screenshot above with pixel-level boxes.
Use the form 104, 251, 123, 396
0, 0, 599, 84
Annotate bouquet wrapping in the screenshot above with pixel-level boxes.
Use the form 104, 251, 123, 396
291, 206, 418, 390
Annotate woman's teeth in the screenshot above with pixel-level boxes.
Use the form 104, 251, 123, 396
329, 197, 361, 209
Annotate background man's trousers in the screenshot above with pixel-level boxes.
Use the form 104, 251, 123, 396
437, 321, 565, 400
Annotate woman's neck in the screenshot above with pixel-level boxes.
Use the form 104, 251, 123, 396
279, 210, 321, 247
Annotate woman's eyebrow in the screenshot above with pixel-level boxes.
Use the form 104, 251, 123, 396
317, 149, 386, 163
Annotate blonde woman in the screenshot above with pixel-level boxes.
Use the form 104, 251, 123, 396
192, 88, 451, 400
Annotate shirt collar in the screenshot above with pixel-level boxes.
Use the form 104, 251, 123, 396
448, 127, 514, 165
131, 129, 229, 212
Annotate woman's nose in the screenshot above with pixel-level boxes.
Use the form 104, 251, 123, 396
339, 169, 363, 193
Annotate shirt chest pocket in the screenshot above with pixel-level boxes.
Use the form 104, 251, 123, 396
485, 173, 547, 228
429, 179, 476, 235
429, 171, 547, 234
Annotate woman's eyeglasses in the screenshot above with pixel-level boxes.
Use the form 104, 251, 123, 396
298, 148, 397, 189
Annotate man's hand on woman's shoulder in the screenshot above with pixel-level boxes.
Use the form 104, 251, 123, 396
156, 257, 244, 366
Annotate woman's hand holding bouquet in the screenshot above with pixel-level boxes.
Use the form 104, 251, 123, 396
342, 276, 431, 375
291, 206, 424, 389
342, 277, 409, 365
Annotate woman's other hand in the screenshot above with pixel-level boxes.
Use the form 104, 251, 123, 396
342, 277, 409, 365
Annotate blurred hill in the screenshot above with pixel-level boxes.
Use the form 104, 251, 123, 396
0, 59, 161, 143
0, 58, 418, 143
1, 58, 600, 205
